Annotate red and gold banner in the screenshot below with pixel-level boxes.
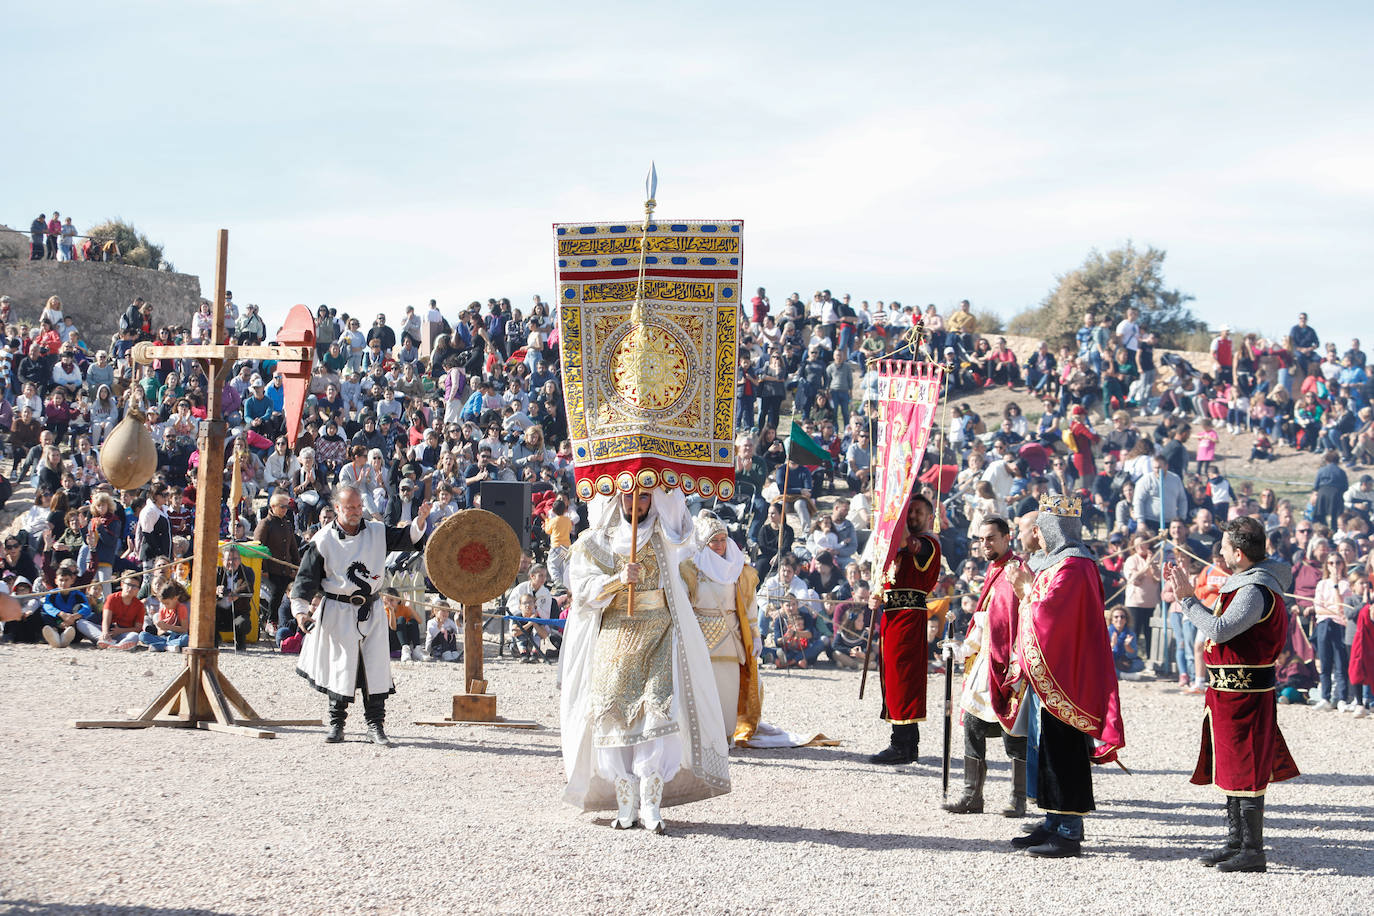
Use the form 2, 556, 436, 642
865, 360, 944, 592
555, 219, 741, 502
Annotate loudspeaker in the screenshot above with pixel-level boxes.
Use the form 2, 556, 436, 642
480, 481, 532, 552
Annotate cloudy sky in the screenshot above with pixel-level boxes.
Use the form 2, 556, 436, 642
5, 1, 1369, 347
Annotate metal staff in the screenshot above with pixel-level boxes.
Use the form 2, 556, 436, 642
940, 613, 957, 801
858, 601, 880, 700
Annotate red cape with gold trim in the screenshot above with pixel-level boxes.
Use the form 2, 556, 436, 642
981, 554, 1026, 725
1013, 555, 1125, 765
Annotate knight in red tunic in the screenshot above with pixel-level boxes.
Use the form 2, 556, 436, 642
1167, 516, 1300, 874
868, 494, 940, 765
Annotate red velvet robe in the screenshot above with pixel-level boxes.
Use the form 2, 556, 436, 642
976, 553, 1025, 725
879, 533, 940, 724
1012, 555, 1125, 764
1350, 602, 1374, 688
1192, 585, 1300, 795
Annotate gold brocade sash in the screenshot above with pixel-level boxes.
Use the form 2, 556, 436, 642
609, 588, 667, 613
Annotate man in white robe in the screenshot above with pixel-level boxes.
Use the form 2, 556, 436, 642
292, 482, 430, 746
559, 489, 730, 833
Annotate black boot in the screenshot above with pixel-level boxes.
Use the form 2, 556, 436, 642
1026, 832, 1082, 858
868, 723, 918, 765
943, 756, 986, 813
1199, 796, 1243, 866
1002, 757, 1027, 818
1011, 823, 1051, 849
364, 694, 394, 747
1217, 797, 1266, 873
325, 700, 347, 744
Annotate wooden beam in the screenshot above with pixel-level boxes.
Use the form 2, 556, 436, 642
200, 668, 236, 726
413, 718, 540, 729
134, 667, 190, 721
71, 719, 196, 729
187, 230, 230, 656
129, 342, 312, 364
195, 721, 276, 739
217, 672, 263, 721
463, 603, 483, 695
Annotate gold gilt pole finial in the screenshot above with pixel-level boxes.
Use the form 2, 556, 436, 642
630, 162, 657, 327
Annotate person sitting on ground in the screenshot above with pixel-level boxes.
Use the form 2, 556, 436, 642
383, 588, 424, 661
40, 561, 96, 648
99, 576, 145, 650
426, 602, 460, 662
1108, 608, 1145, 676
139, 582, 190, 652
510, 592, 546, 662
1, 577, 42, 643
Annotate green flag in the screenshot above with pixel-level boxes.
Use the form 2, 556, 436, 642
786, 417, 831, 465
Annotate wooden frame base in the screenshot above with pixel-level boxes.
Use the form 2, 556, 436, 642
414, 717, 540, 729
71, 650, 318, 739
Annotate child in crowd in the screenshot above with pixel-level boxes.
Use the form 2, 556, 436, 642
426, 603, 460, 662
40, 561, 95, 648
543, 497, 573, 588
1108, 608, 1145, 677
1194, 418, 1218, 475
140, 582, 190, 651
1206, 468, 1234, 521
383, 588, 423, 662
510, 592, 544, 662
99, 576, 145, 649
1248, 430, 1274, 462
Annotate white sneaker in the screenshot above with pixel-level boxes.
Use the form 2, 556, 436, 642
1353, 705, 1370, 719
42, 625, 62, 648
1310, 698, 1333, 711
59, 627, 77, 648
1338, 701, 1352, 712
400, 646, 412, 662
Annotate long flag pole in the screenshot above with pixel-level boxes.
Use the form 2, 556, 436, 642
624, 163, 658, 619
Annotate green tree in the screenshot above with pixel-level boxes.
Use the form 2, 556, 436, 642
1008, 242, 1202, 348
86, 219, 167, 270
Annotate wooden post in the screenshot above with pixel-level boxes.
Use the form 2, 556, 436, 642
627, 484, 639, 617
184, 229, 230, 717
463, 602, 483, 692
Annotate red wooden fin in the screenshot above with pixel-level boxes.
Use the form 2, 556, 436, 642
275, 304, 316, 448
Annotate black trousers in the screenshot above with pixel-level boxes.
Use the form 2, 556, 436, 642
329, 663, 386, 724
215, 604, 251, 646
388, 618, 421, 650
266, 576, 293, 630
964, 715, 1027, 762
3, 614, 46, 643
1036, 708, 1095, 815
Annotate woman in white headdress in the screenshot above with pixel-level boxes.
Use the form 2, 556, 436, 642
680, 514, 762, 745
558, 488, 730, 833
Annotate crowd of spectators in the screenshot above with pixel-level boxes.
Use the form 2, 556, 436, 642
0, 284, 1369, 720
23, 212, 119, 263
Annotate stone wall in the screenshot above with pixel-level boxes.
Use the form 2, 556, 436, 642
0, 257, 201, 348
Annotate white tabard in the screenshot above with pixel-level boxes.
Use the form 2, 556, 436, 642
291, 517, 423, 702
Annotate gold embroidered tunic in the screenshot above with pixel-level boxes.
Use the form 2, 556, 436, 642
588, 540, 678, 746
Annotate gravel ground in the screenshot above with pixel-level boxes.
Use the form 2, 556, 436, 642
1, 640, 1371, 916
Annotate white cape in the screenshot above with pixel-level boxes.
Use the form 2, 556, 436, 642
559, 491, 731, 811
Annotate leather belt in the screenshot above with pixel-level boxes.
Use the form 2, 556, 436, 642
324, 591, 374, 607
884, 588, 928, 610
1206, 664, 1277, 692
